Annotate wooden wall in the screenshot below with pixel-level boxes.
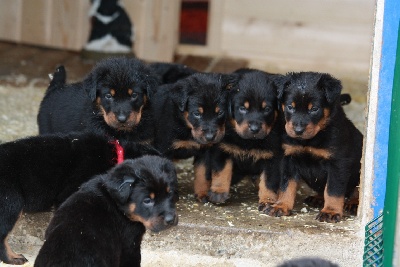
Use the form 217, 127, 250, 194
178, 0, 376, 79
0, 0, 180, 62
0, 0, 90, 51
0, 0, 376, 77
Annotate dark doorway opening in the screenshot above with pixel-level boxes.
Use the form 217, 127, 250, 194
179, 0, 209, 45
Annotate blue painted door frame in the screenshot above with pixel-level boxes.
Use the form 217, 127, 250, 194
372, 0, 400, 218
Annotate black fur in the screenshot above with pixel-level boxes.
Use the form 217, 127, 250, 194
277, 257, 339, 267
37, 57, 160, 143
152, 72, 236, 159
148, 62, 197, 84
264, 72, 363, 222
34, 156, 178, 267
0, 133, 159, 264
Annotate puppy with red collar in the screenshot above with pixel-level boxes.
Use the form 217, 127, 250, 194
0, 133, 159, 264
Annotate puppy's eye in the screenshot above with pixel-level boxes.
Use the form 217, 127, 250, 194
131, 92, 138, 100
264, 106, 272, 113
239, 106, 247, 114
217, 110, 224, 117
105, 93, 112, 99
192, 112, 202, 119
309, 106, 319, 113
143, 198, 154, 206
287, 105, 294, 111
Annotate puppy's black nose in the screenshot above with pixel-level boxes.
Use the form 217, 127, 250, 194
164, 214, 176, 225
117, 114, 127, 123
249, 122, 261, 134
205, 132, 216, 141
294, 126, 305, 135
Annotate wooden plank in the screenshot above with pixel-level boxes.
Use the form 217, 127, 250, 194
19, 0, 51, 46
49, 0, 90, 50
0, 0, 22, 42
224, 0, 373, 26
178, 0, 375, 77
125, 0, 180, 62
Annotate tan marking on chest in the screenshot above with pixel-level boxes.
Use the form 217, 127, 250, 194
282, 144, 332, 159
219, 143, 274, 162
172, 140, 202, 150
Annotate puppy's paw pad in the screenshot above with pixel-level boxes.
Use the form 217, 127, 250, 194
316, 211, 342, 223
194, 194, 209, 203
207, 191, 229, 204
8, 254, 28, 265
264, 204, 292, 217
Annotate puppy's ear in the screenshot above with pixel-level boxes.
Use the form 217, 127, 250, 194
105, 174, 136, 204
83, 72, 98, 102
317, 73, 342, 104
221, 73, 240, 118
144, 73, 162, 100
116, 175, 136, 203
275, 75, 290, 100
170, 82, 188, 112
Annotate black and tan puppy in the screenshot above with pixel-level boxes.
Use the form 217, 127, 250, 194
194, 69, 283, 205
0, 133, 159, 265
37, 57, 160, 143
35, 156, 178, 267
152, 72, 235, 160
264, 72, 363, 223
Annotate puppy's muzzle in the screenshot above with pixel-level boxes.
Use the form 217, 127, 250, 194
117, 114, 128, 123
248, 121, 261, 134
293, 125, 305, 136
164, 213, 178, 226
203, 129, 217, 142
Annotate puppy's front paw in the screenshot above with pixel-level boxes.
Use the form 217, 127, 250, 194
258, 201, 275, 212
194, 193, 209, 203
263, 203, 292, 217
316, 210, 342, 223
208, 191, 230, 204
258, 202, 268, 212
7, 254, 28, 265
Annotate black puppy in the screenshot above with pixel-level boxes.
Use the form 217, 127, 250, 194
264, 72, 363, 222
152, 72, 235, 160
35, 156, 178, 267
0, 133, 159, 265
37, 57, 160, 143
148, 62, 197, 84
194, 69, 283, 205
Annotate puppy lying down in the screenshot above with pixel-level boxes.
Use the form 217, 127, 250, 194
35, 156, 179, 267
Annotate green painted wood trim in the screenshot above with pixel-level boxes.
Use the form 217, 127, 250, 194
383, 21, 400, 267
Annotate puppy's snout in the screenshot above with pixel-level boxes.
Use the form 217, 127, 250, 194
248, 122, 261, 134
205, 132, 216, 142
203, 129, 217, 142
294, 125, 305, 135
117, 114, 128, 123
164, 213, 178, 226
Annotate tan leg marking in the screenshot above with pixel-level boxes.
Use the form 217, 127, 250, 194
258, 171, 278, 205
193, 163, 211, 202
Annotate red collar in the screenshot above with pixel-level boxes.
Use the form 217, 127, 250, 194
110, 139, 124, 164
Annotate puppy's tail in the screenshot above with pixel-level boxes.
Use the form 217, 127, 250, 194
48, 65, 66, 89
340, 93, 351, 106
